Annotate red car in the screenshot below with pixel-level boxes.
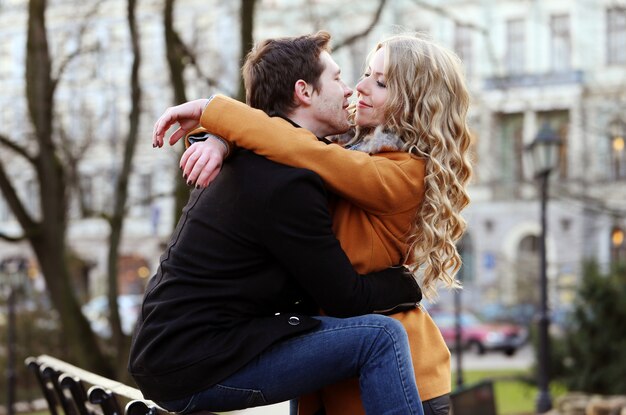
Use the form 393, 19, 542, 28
430, 311, 527, 356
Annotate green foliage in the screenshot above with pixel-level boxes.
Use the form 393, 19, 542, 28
452, 369, 567, 415
555, 260, 626, 394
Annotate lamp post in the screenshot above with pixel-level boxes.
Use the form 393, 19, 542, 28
454, 274, 464, 389
0, 256, 28, 415
526, 123, 562, 414
609, 120, 625, 180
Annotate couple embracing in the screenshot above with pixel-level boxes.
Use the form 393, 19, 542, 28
129, 30, 471, 415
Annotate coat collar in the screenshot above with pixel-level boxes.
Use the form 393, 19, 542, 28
331, 126, 404, 154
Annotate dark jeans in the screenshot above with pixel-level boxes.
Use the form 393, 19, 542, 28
158, 315, 423, 415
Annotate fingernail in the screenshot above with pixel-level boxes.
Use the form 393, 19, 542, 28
183, 174, 188, 180
152, 144, 156, 148
195, 184, 201, 189
187, 180, 192, 186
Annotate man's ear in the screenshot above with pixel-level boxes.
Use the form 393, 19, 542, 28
293, 79, 314, 106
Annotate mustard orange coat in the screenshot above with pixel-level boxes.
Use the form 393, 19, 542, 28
197, 95, 451, 413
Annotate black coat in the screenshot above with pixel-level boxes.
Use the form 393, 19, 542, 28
128, 150, 421, 401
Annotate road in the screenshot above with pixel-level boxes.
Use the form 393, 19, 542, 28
214, 344, 534, 415
452, 343, 534, 371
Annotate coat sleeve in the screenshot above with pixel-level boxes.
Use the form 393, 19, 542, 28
197, 95, 425, 215
260, 169, 421, 318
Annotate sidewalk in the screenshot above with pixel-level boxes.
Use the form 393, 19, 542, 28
452, 343, 534, 371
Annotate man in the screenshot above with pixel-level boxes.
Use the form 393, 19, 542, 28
129, 32, 424, 414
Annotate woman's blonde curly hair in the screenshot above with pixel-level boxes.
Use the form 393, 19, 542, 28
354, 34, 472, 299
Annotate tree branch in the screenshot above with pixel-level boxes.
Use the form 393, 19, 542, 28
0, 133, 36, 164
176, 31, 220, 89
333, 0, 387, 52
55, 113, 95, 218
0, 159, 38, 233
410, 0, 488, 35
409, 0, 499, 69
52, 0, 104, 84
0, 231, 28, 242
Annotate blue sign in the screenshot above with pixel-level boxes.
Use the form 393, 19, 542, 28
483, 252, 496, 270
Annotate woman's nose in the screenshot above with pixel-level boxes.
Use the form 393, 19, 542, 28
356, 79, 367, 95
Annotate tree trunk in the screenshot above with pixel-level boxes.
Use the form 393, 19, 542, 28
164, 0, 191, 224
237, 0, 256, 102
24, 0, 113, 376
105, 0, 142, 379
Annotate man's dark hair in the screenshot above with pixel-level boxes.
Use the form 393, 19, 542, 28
242, 31, 331, 116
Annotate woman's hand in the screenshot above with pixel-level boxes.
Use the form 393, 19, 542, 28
180, 139, 226, 188
152, 99, 210, 148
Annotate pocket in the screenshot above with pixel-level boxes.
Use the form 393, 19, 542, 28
156, 393, 197, 414
210, 384, 268, 410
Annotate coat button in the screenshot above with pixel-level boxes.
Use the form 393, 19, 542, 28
288, 316, 300, 326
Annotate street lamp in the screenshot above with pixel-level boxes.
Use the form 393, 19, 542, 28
609, 120, 625, 179
526, 123, 562, 414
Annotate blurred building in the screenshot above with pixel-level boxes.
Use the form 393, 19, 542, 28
0, 0, 625, 309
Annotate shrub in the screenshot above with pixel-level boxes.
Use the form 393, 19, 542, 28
555, 260, 626, 394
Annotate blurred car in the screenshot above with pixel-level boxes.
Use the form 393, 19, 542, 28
81, 294, 142, 338
430, 311, 527, 356
477, 302, 536, 328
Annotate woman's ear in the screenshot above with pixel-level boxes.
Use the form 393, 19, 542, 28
293, 79, 314, 106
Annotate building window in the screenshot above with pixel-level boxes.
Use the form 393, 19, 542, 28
506, 18, 525, 74
137, 173, 152, 215
609, 119, 626, 180
611, 227, 626, 264
516, 234, 540, 306
24, 178, 40, 219
455, 23, 473, 77
80, 175, 94, 216
0, 195, 11, 222
607, 7, 626, 65
537, 110, 569, 179
497, 113, 524, 183
551, 14, 571, 71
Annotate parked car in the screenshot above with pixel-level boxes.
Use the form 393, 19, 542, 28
430, 310, 527, 356
477, 302, 536, 328
81, 294, 142, 338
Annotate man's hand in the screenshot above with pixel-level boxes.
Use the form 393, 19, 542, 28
181, 139, 226, 188
152, 99, 210, 148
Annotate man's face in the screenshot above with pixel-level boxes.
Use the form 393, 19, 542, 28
309, 51, 353, 137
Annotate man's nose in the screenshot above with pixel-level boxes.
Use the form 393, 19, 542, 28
344, 84, 353, 98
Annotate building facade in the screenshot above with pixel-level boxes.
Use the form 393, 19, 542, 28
1, 0, 625, 310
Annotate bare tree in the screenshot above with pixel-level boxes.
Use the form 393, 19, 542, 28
164, 0, 223, 221
333, 0, 387, 52
163, 0, 256, 221
237, 0, 257, 102
102, 0, 143, 376
0, 0, 112, 376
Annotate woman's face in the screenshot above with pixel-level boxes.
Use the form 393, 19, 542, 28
355, 47, 389, 128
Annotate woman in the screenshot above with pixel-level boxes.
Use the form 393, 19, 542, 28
164, 34, 471, 415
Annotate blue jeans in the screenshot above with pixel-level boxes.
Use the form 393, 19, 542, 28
158, 314, 423, 415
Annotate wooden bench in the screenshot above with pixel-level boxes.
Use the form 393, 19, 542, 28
25, 354, 213, 415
